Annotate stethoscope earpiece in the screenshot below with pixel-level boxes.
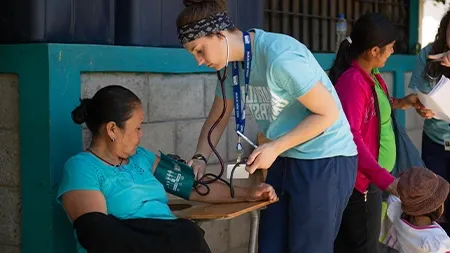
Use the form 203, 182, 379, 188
224, 35, 230, 69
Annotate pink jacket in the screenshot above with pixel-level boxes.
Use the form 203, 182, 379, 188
334, 61, 395, 193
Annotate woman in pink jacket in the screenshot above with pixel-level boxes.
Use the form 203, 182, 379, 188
330, 13, 420, 253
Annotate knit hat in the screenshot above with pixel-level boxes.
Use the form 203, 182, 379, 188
398, 167, 450, 216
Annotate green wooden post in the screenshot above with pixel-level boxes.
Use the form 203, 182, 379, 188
409, 0, 420, 52
0, 45, 54, 252
393, 72, 407, 126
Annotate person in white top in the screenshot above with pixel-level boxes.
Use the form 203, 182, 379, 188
382, 167, 450, 253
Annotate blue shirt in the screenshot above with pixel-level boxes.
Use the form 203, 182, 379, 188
408, 44, 450, 146
57, 147, 174, 253
217, 28, 357, 159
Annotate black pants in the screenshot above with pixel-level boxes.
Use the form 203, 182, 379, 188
422, 132, 450, 234
334, 184, 382, 253
119, 218, 211, 253
74, 212, 211, 253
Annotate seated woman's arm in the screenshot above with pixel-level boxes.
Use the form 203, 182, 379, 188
189, 180, 277, 203
150, 155, 277, 204
62, 191, 149, 253
62, 190, 107, 221
59, 158, 147, 253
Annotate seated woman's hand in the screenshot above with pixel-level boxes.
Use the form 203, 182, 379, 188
246, 183, 278, 202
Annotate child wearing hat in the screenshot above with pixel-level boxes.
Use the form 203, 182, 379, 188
382, 167, 450, 252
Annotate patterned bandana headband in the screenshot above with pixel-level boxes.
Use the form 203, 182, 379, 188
178, 11, 235, 45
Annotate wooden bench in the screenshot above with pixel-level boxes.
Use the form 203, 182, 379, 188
169, 200, 273, 253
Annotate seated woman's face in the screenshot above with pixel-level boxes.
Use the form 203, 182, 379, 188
114, 104, 144, 158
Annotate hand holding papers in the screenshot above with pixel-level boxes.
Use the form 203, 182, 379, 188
415, 75, 450, 122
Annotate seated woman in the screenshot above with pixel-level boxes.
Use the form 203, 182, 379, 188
57, 85, 277, 253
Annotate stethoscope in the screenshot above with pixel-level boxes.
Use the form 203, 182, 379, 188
191, 34, 250, 198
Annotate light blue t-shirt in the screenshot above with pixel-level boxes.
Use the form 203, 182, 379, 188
217, 28, 357, 159
408, 44, 450, 146
57, 147, 175, 253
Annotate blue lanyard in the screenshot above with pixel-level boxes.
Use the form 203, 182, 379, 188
232, 31, 252, 152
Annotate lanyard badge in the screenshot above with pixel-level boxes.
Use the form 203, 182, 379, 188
232, 32, 252, 162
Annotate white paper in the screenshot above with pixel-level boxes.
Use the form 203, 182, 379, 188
416, 75, 450, 122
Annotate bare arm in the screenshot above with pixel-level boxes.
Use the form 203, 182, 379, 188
189, 179, 277, 204
61, 190, 107, 222
272, 81, 339, 154
274, 81, 339, 154
392, 94, 421, 110
246, 82, 341, 172
188, 96, 234, 178
62, 190, 153, 252
151, 155, 277, 203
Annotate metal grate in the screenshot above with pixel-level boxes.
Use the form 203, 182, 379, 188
264, 0, 410, 53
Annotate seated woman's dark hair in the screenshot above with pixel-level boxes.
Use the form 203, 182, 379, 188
328, 13, 398, 84
71, 85, 141, 135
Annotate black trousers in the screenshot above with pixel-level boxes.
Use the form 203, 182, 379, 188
74, 212, 211, 253
334, 184, 382, 253
422, 132, 450, 234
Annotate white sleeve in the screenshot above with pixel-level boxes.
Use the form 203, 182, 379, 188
387, 195, 402, 222
423, 234, 450, 253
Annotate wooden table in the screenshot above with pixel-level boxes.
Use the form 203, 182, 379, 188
169, 200, 273, 253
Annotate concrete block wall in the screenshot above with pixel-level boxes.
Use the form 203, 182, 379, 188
81, 73, 260, 253
0, 74, 21, 253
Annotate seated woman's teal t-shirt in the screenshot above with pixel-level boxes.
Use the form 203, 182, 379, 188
57, 146, 175, 253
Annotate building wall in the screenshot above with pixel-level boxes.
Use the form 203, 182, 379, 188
0, 70, 422, 252
0, 74, 21, 253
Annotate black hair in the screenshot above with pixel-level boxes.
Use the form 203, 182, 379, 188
425, 9, 450, 79
71, 85, 141, 136
401, 205, 444, 223
329, 13, 398, 84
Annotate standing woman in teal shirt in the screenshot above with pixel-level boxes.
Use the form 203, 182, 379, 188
408, 9, 450, 233
176, 0, 358, 252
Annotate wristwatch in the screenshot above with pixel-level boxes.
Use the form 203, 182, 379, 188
192, 154, 208, 164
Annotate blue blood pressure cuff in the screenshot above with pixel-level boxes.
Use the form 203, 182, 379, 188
154, 152, 196, 200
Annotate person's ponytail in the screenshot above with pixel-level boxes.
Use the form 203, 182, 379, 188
328, 39, 354, 85
329, 13, 397, 85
